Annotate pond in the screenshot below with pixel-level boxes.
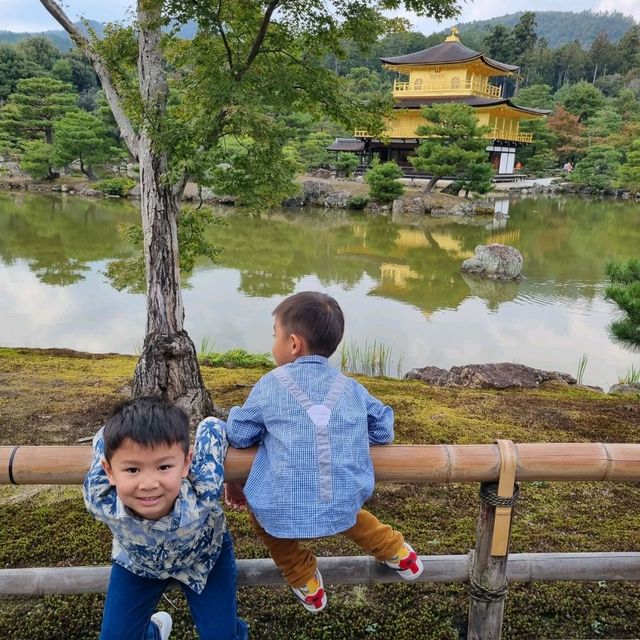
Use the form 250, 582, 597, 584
0, 191, 638, 390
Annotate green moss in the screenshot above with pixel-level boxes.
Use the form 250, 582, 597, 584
1, 349, 640, 638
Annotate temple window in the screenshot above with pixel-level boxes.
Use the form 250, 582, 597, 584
451, 77, 460, 89
414, 78, 423, 90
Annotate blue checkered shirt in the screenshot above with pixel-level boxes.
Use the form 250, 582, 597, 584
227, 355, 394, 538
83, 418, 228, 594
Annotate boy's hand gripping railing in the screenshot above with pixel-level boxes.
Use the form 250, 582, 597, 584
1, 441, 640, 640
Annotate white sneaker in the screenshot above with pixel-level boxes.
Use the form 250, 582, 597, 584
150, 611, 173, 640
291, 569, 327, 613
384, 542, 424, 581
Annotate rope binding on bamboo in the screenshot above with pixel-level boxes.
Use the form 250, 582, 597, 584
466, 550, 509, 603
480, 481, 520, 508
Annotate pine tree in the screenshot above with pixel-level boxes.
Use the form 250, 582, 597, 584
570, 145, 622, 189
52, 110, 123, 180
410, 103, 493, 193
605, 258, 640, 349
365, 161, 405, 202
3, 76, 77, 144
617, 140, 640, 192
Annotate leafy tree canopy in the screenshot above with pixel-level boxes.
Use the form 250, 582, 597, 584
555, 80, 605, 120
16, 36, 60, 69
0, 44, 41, 100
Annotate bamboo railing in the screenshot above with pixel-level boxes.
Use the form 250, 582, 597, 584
1, 441, 639, 640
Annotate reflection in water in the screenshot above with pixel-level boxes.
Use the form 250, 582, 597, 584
493, 198, 510, 217
460, 272, 520, 311
0, 193, 139, 285
1, 193, 639, 388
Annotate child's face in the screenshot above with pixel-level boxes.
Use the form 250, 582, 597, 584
272, 317, 301, 366
102, 438, 192, 520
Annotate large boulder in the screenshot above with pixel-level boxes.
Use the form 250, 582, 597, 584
608, 383, 640, 396
308, 168, 333, 179
302, 180, 334, 205
461, 243, 523, 280
324, 191, 350, 208
82, 188, 104, 198
405, 362, 576, 389
0, 160, 28, 178
392, 196, 430, 216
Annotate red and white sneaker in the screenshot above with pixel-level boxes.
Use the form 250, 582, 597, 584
384, 543, 424, 581
291, 569, 327, 613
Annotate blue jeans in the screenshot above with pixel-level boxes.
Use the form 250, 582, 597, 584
100, 531, 249, 640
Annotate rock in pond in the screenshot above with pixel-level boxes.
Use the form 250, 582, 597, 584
461, 243, 523, 280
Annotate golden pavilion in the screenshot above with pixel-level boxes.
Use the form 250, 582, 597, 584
336, 28, 548, 176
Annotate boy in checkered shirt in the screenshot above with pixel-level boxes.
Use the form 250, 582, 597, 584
226, 291, 423, 613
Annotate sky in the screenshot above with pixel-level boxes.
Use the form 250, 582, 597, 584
0, 0, 638, 33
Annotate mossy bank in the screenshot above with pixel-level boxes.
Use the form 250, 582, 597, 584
1, 348, 639, 639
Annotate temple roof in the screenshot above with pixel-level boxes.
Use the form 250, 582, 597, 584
393, 95, 550, 116
380, 38, 519, 74
327, 138, 366, 152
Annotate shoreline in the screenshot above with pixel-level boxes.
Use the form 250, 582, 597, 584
2, 173, 638, 218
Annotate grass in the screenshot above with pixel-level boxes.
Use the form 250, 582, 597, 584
339, 340, 397, 378
1, 348, 640, 638
576, 352, 589, 385
618, 364, 640, 384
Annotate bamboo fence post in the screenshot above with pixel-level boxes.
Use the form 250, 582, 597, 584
467, 440, 518, 640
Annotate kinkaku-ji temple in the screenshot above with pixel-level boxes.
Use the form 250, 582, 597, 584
331, 28, 549, 177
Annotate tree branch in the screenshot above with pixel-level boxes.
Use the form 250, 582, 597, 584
38, 0, 140, 159
237, 0, 279, 80
218, 23, 235, 72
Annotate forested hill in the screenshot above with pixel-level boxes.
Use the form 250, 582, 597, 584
0, 11, 636, 51
452, 11, 636, 49
0, 21, 104, 51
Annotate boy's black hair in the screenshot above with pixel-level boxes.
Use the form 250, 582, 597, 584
103, 396, 190, 462
273, 291, 344, 357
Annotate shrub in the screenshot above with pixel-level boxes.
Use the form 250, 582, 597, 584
335, 152, 359, 177
346, 195, 369, 210
199, 348, 274, 368
94, 177, 136, 196
365, 161, 405, 203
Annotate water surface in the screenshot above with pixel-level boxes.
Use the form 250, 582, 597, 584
0, 192, 638, 389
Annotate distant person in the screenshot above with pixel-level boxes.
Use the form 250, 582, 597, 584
84, 397, 248, 640
515, 161, 523, 170
563, 161, 573, 173
225, 291, 423, 613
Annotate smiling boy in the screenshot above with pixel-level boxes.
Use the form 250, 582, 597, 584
84, 397, 248, 640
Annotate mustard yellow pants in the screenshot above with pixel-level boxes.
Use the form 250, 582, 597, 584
249, 509, 404, 588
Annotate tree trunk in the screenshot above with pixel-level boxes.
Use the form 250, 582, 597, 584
80, 160, 96, 181
38, 0, 213, 421
132, 2, 213, 422
422, 175, 439, 193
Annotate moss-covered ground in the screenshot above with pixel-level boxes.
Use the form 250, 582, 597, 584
1, 347, 639, 639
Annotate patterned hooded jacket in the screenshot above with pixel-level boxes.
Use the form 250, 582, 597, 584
83, 417, 228, 594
